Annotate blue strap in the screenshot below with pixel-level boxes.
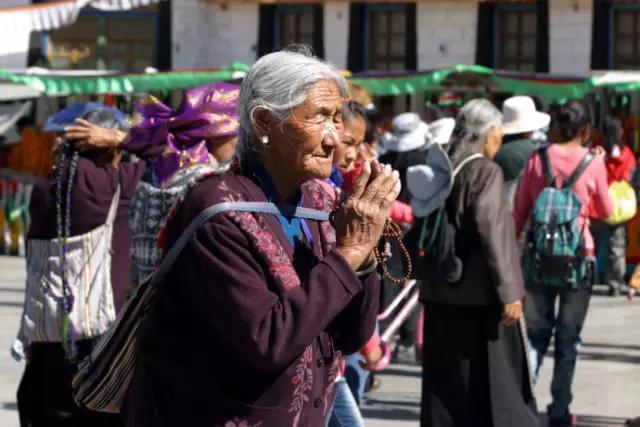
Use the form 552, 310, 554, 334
152, 202, 329, 286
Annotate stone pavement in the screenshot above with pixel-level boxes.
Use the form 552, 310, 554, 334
0, 254, 639, 427
361, 289, 640, 427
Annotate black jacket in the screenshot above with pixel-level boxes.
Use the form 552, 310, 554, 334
379, 148, 426, 204
417, 152, 525, 306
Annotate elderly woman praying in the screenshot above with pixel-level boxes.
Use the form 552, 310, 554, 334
122, 50, 400, 427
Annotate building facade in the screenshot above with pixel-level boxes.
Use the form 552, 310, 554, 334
171, 0, 640, 77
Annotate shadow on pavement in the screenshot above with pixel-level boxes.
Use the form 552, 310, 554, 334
360, 406, 419, 422
377, 367, 421, 378
578, 351, 640, 364
0, 287, 24, 294
364, 398, 421, 408
540, 412, 630, 427
2, 402, 17, 411
0, 301, 22, 308
581, 342, 640, 352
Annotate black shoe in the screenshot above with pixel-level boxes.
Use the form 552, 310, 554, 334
548, 406, 576, 427
608, 285, 621, 297
549, 414, 576, 426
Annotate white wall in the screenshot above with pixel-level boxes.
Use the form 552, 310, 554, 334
549, 0, 593, 75
172, 0, 258, 69
324, 2, 349, 69
0, 0, 31, 68
417, 1, 477, 70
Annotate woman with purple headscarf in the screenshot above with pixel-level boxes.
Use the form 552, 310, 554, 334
65, 83, 240, 289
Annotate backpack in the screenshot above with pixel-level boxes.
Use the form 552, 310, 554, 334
405, 153, 483, 283
524, 147, 595, 289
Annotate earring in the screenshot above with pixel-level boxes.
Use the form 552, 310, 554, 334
261, 135, 269, 145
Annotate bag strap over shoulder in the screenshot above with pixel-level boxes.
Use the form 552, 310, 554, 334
564, 151, 595, 189
539, 146, 595, 190
539, 147, 555, 187
452, 153, 484, 178
151, 201, 330, 286
105, 185, 121, 226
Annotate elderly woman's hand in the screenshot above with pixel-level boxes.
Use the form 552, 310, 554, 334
502, 300, 522, 326
64, 118, 128, 150
333, 160, 400, 271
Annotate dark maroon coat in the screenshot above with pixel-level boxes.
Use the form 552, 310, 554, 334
122, 173, 380, 427
28, 159, 145, 311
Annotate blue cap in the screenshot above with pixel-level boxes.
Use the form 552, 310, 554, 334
43, 102, 127, 133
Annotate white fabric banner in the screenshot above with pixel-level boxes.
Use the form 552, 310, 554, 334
0, 0, 164, 69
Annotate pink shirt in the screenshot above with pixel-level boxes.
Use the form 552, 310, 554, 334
513, 144, 613, 254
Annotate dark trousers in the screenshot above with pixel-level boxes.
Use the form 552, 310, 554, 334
421, 303, 537, 427
17, 341, 123, 427
592, 220, 627, 291
525, 284, 592, 419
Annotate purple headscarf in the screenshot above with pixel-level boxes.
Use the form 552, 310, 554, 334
127, 82, 240, 187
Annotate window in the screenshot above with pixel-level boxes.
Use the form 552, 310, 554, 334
46, 11, 157, 71
612, 8, 640, 69
496, 5, 537, 71
276, 6, 314, 49
367, 6, 407, 71
258, 4, 323, 58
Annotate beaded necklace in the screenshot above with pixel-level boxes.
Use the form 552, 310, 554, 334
373, 220, 413, 284
55, 147, 80, 360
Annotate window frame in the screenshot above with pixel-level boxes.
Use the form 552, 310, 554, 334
493, 2, 538, 72
609, 3, 640, 70
273, 4, 315, 50
362, 3, 407, 71
44, 9, 159, 71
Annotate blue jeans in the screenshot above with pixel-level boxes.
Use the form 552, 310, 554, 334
525, 283, 591, 419
326, 377, 365, 427
344, 353, 369, 405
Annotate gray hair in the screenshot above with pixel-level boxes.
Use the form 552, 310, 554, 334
238, 48, 349, 161
447, 99, 502, 164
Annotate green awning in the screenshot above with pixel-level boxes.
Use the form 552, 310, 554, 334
350, 65, 594, 102
4, 63, 640, 103
350, 64, 494, 97
0, 62, 249, 96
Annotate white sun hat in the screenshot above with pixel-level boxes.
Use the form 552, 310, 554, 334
501, 95, 551, 136
425, 117, 456, 146
381, 112, 429, 153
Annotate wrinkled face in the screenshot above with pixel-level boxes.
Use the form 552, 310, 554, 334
335, 116, 366, 175
265, 80, 344, 181
484, 125, 503, 160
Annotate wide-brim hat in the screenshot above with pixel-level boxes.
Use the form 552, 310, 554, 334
407, 143, 453, 218
382, 112, 429, 153
43, 102, 127, 133
425, 117, 456, 146
502, 95, 551, 136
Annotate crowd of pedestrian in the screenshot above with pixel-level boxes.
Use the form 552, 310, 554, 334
11, 46, 640, 427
